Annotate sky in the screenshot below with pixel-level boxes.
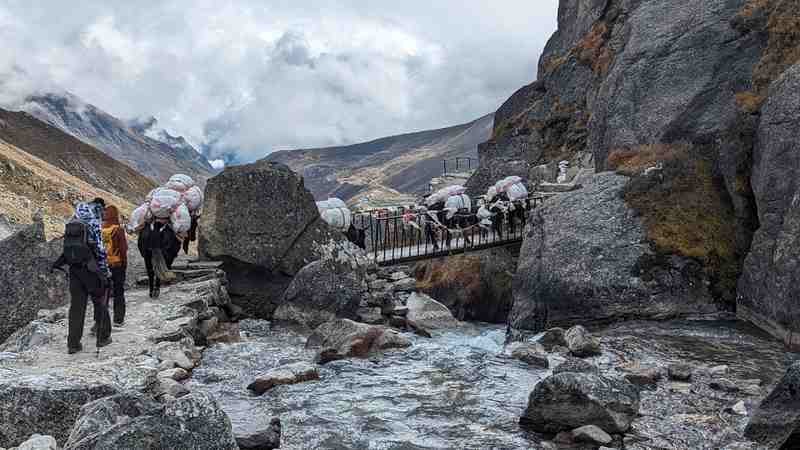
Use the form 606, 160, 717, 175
0, 0, 559, 165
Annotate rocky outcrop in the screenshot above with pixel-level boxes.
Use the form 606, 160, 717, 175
520, 372, 639, 434
414, 248, 516, 324
509, 173, 715, 339
62, 392, 238, 450
273, 240, 371, 329
738, 63, 800, 349
745, 361, 800, 448
564, 325, 601, 357
306, 319, 411, 364
0, 218, 67, 342
199, 160, 346, 319
0, 273, 235, 448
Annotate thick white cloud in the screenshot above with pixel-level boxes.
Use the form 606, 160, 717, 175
0, 0, 558, 162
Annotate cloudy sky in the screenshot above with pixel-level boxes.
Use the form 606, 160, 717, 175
0, 0, 558, 164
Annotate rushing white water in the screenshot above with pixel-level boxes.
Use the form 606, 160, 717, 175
188, 317, 794, 449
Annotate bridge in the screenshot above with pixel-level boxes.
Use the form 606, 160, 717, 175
354, 196, 542, 266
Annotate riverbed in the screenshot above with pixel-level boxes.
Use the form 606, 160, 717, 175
188, 316, 795, 449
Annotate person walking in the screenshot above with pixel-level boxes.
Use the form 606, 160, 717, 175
138, 218, 180, 298
52, 201, 112, 354
102, 205, 128, 327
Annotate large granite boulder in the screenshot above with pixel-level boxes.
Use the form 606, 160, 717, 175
509, 173, 715, 340
738, 63, 800, 349
62, 392, 238, 450
273, 240, 371, 329
0, 218, 67, 342
744, 361, 800, 448
405, 293, 459, 330
414, 248, 516, 324
199, 160, 346, 318
520, 372, 640, 434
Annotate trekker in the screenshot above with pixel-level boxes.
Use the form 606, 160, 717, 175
52, 201, 112, 354
138, 219, 180, 298
102, 205, 128, 326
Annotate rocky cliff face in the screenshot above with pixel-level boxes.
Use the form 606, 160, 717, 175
489, 0, 800, 340
267, 114, 492, 201
19, 93, 215, 184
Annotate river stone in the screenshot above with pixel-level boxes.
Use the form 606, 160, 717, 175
236, 417, 282, 450
198, 160, 346, 319
710, 378, 739, 393
667, 363, 694, 382
0, 219, 67, 343
537, 328, 567, 352
273, 241, 370, 329
154, 378, 190, 399
158, 368, 190, 381
624, 367, 662, 388
745, 361, 800, 448
510, 343, 549, 369
63, 392, 238, 450
307, 319, 411, 364
738, 63, 800, 350
564, 325, 601, 357
247, 362, 320, 395
572, 425, 613, 445
509, 173, 715, 340
553, 357, 598, 375
520, 372, 640, 434
13, 434, 58, 450
405, 293, 459, 329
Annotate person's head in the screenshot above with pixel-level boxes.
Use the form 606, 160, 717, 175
90, 197, 106, 221
103, 205, 120, 225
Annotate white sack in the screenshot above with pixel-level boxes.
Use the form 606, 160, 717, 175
166, 174, 195, 192
183, 185, 204, 212
149, 188, 182, 219
316, 198, 348, 211
506, 183, 528, 201
128, 203, 151, 232
171, 203, 191, 234
321, 207, 352, 230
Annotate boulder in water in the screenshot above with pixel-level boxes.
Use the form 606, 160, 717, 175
564, 325, 601, 357
198, 160, 346, 319
520, 372, 640, 434
624, 367, 662, 388
536, 327, 567, 352
510, 343, 549, 369
63, 392, 238, 450
571, 425, 613, 446
405, 293, 459, 330
553, 357, 598, 375
273, 240, 370, 329
745, 362, 800, 448
667, 363, 694, 382
307, 319, 411, 364
10, 434, 58, 450
247, 362, 320, 395
236, 417, 282, 450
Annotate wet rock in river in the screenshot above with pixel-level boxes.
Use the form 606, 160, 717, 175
537, 327, 567, 352
745, 361, 800, 448
307, 319, 411, 364
624, 367, 662, 388
247, 362, 320, 395
520, 372, 639, 434
510, 343, 549, 369
572, 425, 613, 446
10, 434, 58, 450
667, 363, 694, 382
565, 325, 601, 357
236, 417, 282, 450
63, 392, 238, 450
405, 292, 459, 329
553, 357, 598, 375
709, 378, 739, 393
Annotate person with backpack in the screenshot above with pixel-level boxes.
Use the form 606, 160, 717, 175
52, 202, 112, 354
102, 205, 128, 326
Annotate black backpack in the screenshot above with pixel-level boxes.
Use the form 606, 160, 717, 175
63, 218, 96, 266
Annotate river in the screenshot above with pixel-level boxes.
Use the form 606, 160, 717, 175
188, 316, 795, 449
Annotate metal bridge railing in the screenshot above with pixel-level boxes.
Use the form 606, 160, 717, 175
353, 196, 543, 266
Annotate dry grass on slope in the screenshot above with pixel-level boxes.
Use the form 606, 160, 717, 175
0, 139, 137, 238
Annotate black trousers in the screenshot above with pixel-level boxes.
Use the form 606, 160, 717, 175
68, 266, 110, 349
110, 265, 126, 324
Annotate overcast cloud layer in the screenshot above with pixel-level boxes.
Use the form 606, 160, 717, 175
0, 0, 558, 163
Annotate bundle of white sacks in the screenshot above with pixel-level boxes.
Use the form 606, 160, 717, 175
486, 176, 527, 202
316, 198, 352, 231
128, 174, 203, 234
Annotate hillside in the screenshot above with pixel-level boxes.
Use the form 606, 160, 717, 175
0, 138, 139, 237
0, 108, 156, 204
266, 114, 493, 201
19, 92, 215, 184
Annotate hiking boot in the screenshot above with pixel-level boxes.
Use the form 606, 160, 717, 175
89, 324, 97, 336
152, 286, 160, 299
97, 337, 113, 348
68, 343, 83, 354
113, 321, 125, 328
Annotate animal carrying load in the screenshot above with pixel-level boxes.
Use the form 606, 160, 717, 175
426, 185, 467, 206
316, 198, 352, 231
488, 176, 528, 202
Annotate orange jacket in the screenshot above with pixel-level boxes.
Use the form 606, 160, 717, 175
102, 205, 129, 268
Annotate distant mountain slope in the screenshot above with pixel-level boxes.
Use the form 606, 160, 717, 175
0, 108, 156, 204
0, 138, 141, 238
266, 114, 493, 201
20, 93, 215, 184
